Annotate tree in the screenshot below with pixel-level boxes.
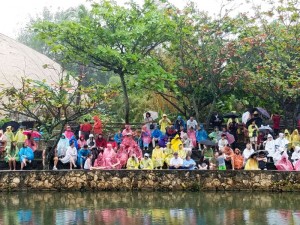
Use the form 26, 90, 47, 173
0, 66, 104, 168
156, 3, 251, 122
33, 0, 176, 123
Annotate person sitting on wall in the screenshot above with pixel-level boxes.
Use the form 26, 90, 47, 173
19, 142, 34, 170
5, 141, 19, 170
126, 153, 139, 169
140, 153, 153, 170
59, 141, 77, 170
169, 152, 183, 169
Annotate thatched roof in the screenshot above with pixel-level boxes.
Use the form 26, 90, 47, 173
0, 33, 61, 88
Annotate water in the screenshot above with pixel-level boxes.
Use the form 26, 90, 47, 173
0, 191, 300, 225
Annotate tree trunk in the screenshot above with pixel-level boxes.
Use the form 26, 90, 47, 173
76, 65, 85, 105
205, 97, 216, 129
119, 73, 130, 124
191, 95, 200, 123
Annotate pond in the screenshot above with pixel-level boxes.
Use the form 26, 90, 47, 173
0, 191, 299, 225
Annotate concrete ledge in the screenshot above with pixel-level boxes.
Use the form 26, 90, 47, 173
0, 170, 299, 192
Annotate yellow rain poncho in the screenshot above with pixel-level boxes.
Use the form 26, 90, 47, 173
291, 129, 300, 149
177, 145, 187, 159
164, 143, 173, 166
140, 158, 153, 170
284, 129, 292, 150
244, 158, 259, 170
171, 134, 183, 152
14, 128, 27, 149
152, 146, 165, 168
4, 126, 14, 145
126, 157, 139, 169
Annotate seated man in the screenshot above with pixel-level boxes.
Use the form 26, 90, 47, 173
169, 152, 183, 169
19, 142, 34, 170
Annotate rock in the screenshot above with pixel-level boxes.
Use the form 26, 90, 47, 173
12, 178, 20, 184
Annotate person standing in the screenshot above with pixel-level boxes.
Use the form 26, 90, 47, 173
93, 116, 103, 136
144, 112, 154, 131
271, 112, 281, 137
159, 114, 172, 134
186, 117, 198, 130
80, 118, 93, 140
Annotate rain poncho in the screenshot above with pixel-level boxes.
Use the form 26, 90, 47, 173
94, 145, 119, 169
264, 134, 276, 157
93, 116, 103, 135
187, 128, 197, 147
170, 134, 183, 152
151, 128, 162, 139
275, 133, 289, 150
164, 143, 173, 166
152, 146, 165, 168
126, 156, 139, 169
174, 116, 186, 131
77, 148, 91, 167
196, 125, 208, 142
14, 129, 27, 144
244, 158, 259, 170
4, 145, 19, 162
4, 126, 14, 145
275, 151, 294, 171
141, 125, 151, 146
140, 158, 153, 170
57, 135, 69, 157
291, 129, 300, 149
293, 147, 300, 171
60, 146, 77, 164
19, 146, 34, 163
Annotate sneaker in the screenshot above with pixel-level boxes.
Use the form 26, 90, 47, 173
53, 166, 57, 170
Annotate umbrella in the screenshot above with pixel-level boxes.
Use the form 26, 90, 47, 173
223, 112, 240, 118
143, 111, 158, 120
246, 117, 260, 128
2, 121, 20, 132
23, 130, 41, 138
199, 139, 217, 146
257, 150, 269, 156
242, 111, 251, 124
259, 125, 273, 133
226, 133, 235, 144
249, 152, 258, 158
255, 107, 270, 119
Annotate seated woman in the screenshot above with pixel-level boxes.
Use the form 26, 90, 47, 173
126, 154, 139, 169
57, 134, 69, 158
19, 142, 34, 170
182, 133, 192, 153
77, 145, 91, 169
244, 153, 259, 170
59, 141, 77, 170
5, 141, 19, 170
183, 155, 196, 170
152, 145, 165, 169
25, 134, 38, 152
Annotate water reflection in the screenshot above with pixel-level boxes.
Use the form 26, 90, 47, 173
0, 192, 300, 225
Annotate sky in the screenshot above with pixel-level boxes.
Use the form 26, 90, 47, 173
0, 0, 224, 39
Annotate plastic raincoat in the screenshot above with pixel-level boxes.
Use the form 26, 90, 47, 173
57, 134, 70, 157
152, 146, 165, 168
291, 129, 300, 149
171, 134, 183, 152
93, 116, 103, 135
140, 158, 153, 170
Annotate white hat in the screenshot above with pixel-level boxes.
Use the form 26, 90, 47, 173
144, 153, 150, 157
267, 134, 272, 138
89, 134, 94, 138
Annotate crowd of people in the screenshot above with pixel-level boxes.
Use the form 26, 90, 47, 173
0, 111, 300, 171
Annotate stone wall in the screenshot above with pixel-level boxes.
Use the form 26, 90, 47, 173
1, 170, 300, 192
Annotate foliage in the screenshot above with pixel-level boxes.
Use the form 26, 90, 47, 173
33, 0, 177, 123
0, 67, 104, 149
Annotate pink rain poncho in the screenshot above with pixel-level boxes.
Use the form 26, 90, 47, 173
275, 151, 294, 171
141, 125, 151, 145
93, 144, 121, 169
